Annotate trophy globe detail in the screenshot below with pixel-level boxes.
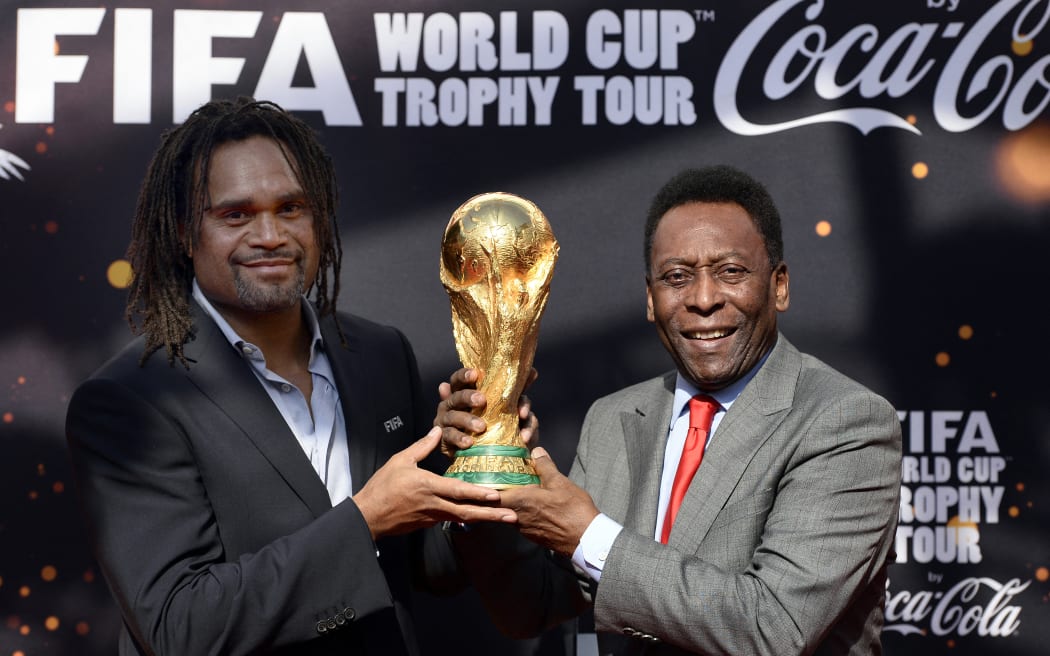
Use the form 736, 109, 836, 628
440, 192, 559, 488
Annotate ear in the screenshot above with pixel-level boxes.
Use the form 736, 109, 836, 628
645, 280, 656, 323
773, 263, 789, 312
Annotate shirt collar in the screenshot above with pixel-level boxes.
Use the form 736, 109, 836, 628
191, 279, 325, 358
669, 338, 775, 428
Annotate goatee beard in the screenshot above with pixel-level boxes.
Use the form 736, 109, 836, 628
233, 263, 306, 312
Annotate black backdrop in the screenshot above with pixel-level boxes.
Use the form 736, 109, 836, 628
2, 1, 1048, 654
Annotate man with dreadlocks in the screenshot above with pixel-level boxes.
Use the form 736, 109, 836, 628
65, 97, 518, 656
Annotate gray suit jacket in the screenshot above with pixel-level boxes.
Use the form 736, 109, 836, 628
458, 335, 901, 656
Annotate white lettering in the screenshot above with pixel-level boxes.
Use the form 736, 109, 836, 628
16, 8, 105, 123
254, 13, 361, 126
113, 9, 152, 124
375, 76, 560, 126
172, 10, 261, 123
714, 0, 920, 135
374, 13, 424, 73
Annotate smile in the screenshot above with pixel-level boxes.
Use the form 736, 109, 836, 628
683, 328, 732, 340
242, 259, 295, 267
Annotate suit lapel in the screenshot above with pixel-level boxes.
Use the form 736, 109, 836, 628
320, 315, 378, 494
183, 305, 333, 517
666, 336, 799, 549
620, 373, 676, 538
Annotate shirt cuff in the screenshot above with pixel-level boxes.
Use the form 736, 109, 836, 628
571, 513, 623, 582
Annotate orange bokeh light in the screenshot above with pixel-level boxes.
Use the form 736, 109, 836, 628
995, 123, 1050, 203
41, 566, 57, 582
2, 412, 12, 424
958, 325, 974, 340
1036, 567, 1049, 582
1013, 38, 1034, 56
935, 352, 950, 367
912, 162, 929, 179
45, 616, 60, 631
815, 221, 832, 237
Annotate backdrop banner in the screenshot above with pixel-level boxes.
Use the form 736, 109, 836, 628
2, 2, 1047, 655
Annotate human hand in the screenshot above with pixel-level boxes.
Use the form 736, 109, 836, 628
352, 427, 517, 539
435, 367, 539, 458
499, 448, 599, 556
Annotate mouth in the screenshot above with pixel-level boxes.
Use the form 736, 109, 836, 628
682, 328, 733, 340
242, 259, 295, 268
238, 251, 301, 270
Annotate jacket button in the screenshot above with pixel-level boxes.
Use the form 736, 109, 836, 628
326, 618, 337, 630
316, 621, 328, 634
343, 607, 356, 621
335, 613, 347, 626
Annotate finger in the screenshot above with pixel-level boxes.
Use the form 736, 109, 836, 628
440, 425, 476, 453
442, 501, 517, 524
449, 367, 480, 392
430, 475, 503, 503
438, 380, 452, 401
520, 413, 539, 447
440, 407, 486, 435
405, 426, 443, 462
445, 388, 487, 414
517, 394, 531, 420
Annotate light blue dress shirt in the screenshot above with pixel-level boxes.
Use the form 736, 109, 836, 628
192, 280, 351, 505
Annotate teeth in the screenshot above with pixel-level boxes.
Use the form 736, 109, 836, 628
686, 329, 728, 340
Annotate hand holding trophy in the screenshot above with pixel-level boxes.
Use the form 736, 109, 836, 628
439, 192, 558, 488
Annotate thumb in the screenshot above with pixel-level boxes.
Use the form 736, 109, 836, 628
406, 426, 442, 462
530, 447, 560, 478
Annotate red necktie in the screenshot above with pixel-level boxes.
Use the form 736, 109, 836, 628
660, 394, 719, 544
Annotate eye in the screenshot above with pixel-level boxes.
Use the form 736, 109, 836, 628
221, 210, 250, 225
714, 263, 750, 283
279, 201, 309, 218
659, 268, 693, 287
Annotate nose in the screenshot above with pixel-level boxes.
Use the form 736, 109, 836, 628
687, 270, 724, 313
249, 212, 286, 249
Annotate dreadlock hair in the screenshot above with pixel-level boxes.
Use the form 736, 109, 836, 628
124, 97, 342, 367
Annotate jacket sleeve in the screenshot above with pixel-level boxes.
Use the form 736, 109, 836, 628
66, 376, 397, 655
591, 388, 902, 655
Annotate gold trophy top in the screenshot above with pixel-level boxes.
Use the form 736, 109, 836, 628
440, 192, 558, 486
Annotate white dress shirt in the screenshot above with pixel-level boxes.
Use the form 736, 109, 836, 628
572, 350, 771, 581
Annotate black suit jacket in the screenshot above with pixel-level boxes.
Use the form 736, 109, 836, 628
66, 305, 460, 655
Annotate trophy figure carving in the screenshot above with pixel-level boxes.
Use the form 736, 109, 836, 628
440, 192, 559, 488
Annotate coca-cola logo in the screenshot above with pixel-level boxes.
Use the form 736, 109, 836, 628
715, 0, 1050, 134
885, 577, 1030, 637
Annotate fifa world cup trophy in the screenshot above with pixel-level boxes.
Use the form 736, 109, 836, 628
440, 192, 559, 488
